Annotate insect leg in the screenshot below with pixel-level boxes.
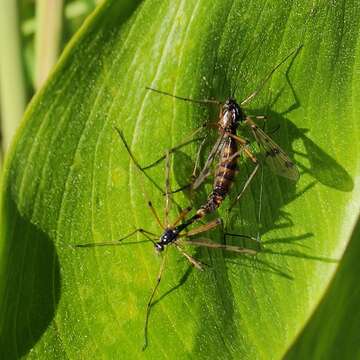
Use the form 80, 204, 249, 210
171, 133, 224, 194
227, 163, 260, 212
172, 206, 192, 226
183, 238, 257, 255
225, 132, 258, 164
115, 127, 165, 195
147, 200, 165, 230
164, 151, 171, 228
174, 244, 205, 270
73, 228, 157, 248
240, 46, 302, 106
256, 163, 264, 241
191, 134, 224, 190
141, 123, 212, 171
143, 248, 168, 351
180, 218, 222, 237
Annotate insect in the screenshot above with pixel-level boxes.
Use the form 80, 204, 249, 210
74, 47, 301, 350
142, 47, 301, 212
76, 131, 258, 351
169, 98, 261, 227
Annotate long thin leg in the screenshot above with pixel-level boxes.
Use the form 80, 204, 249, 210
156, 132, 211, 195
279, 45, 302, 116
224, 232, 258, 243
174, 244, 204, 270
143, 249, 168, 351
192, 134, 225, 190
180, 218, 222, 237
227, 163, 260, 212
142, 125, 208, 170
256, 164, 264, 241
74, 228, 157, 248
240, 46, 302, 106
147, 201, 164, 230
172, 206, 192, 226
169, 133, 211, 195
192, 135, 208, 179
164, 151, 171, 227
146, 86, 221, 106
115, 127, 164, 195
183, 238, 257, 255
225, 132, 258, 164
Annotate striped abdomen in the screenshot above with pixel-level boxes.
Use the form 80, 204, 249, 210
196, 137, 238, 218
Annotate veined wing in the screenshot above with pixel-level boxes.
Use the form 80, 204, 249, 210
250, 124, 299, 181
192, 133, 225, 190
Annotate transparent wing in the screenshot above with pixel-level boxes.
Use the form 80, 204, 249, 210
192, 133, 225, 190
251, 124, 299, 181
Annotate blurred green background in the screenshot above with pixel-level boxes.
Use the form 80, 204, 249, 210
0, 0, 99, 163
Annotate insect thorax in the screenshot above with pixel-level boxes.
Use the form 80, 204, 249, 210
220, 99, 244, 132
157, 228, 179, 248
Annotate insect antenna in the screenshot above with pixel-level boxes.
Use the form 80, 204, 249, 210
230, 33, 270, 99
240, 45, 303, 106
146, 86, 221, 106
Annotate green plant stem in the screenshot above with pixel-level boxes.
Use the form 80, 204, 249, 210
0, 0, 27, 152
35, 0, 64, 89
23, 1, 97, 36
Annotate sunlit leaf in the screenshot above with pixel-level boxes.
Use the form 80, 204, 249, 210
1, 1, 359, 358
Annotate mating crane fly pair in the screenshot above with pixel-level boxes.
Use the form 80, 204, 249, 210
76, 47, 301, 350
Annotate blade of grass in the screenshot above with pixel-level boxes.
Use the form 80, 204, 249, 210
22, 1, 97, 36
0, 0, 27, 152
34, 0, 64, 89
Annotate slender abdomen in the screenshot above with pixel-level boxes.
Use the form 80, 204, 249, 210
195, 137, 238, 218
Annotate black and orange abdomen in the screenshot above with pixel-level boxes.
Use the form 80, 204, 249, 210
195, 137, 238, 217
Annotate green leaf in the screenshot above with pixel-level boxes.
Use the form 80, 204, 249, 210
1, 0, 359, 358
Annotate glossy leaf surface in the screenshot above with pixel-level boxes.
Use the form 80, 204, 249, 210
0, 1, 359, 359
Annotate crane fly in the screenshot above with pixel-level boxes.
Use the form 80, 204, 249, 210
143, 47, 301, 204
75, 134, 258, 351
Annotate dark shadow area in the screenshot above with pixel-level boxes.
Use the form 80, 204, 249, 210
135, 45, 354, 355
222, 45, 353, 248
138, 45, 353, 355
261, 50, 353, 193
189, 238, 241, 358
0, 2, 145, 357
114, 24, 354, 356
0, 193, 61, 360
226, 257, 294, 281
295, 135, 354, 192
151, 265, 194, 307
158, 45, 353, 254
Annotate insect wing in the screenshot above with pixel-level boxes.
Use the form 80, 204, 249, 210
192, 133, 225, 190
251, 125, 299, 181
